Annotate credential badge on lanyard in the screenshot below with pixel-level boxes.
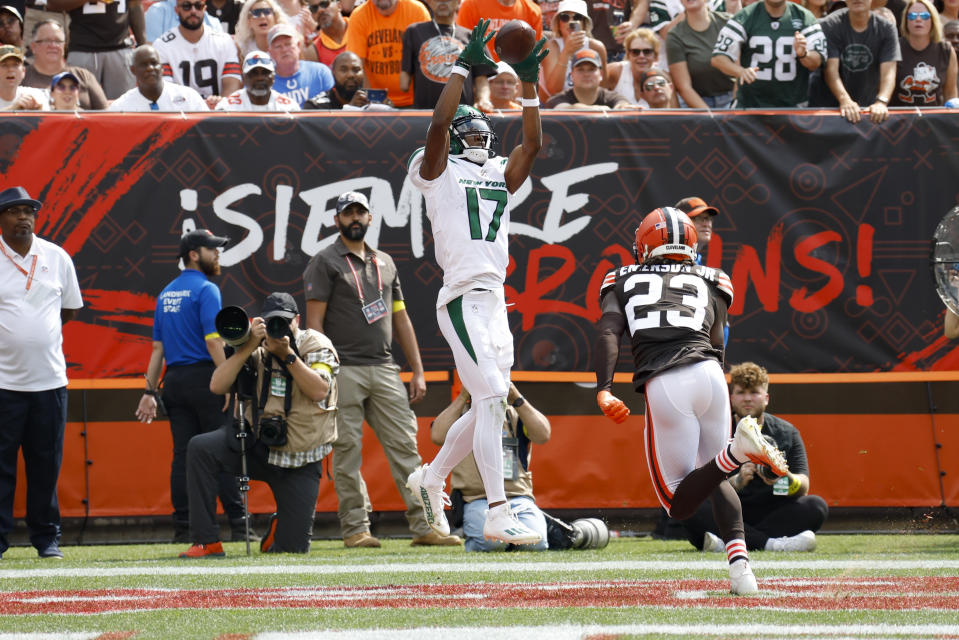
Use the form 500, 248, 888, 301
347, 252, 388, 324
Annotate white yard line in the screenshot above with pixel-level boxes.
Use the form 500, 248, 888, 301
1, 559, 958, 580
252, 624, 959, 639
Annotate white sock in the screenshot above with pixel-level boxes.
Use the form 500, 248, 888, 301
473, 396, 507, 505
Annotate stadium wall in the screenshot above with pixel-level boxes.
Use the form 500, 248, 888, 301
2, 110, 957, 516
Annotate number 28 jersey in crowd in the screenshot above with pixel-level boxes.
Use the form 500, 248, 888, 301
154, 27, 241, 97
407, 148, 511, 307
598, 262, 734, 390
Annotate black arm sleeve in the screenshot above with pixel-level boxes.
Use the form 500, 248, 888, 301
593, 309, 626, 392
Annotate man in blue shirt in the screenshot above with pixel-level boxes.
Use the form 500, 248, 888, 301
268, 23, 333, 105
135, 229, 249, 543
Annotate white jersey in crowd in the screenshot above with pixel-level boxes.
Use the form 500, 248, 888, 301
407, 148, 512, 307
0, 86, 50, 111
215, 88, 300, 111
154, 26, 241, 97
108, 80, 210, 111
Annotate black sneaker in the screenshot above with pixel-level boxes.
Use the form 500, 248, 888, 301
38, 543, 63, 560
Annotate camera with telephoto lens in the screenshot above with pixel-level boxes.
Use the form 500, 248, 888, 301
571, 517, 610, 549
215, 306, 252, 347
266, 315, 291, 340
258, 415, 288, 447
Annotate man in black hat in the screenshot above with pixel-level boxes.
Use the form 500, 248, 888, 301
179, 292, 340, 557
0, 186, 83, 560
135, 228, 249, 543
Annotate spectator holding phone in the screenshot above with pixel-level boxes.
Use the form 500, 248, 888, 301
541, 0, 608, 97
680, 362, 829, 553
303, 50, 394, 108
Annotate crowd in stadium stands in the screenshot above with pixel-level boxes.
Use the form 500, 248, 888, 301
1, 0, 958, 112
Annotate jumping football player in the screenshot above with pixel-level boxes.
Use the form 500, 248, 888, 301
405, 19, 549, 545
593, 206, 790, 595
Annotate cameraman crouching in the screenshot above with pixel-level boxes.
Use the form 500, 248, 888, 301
179, 293, 339, 558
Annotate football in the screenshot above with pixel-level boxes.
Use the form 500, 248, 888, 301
494, 20, 536, 65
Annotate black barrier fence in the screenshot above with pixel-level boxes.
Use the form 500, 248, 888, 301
1, 110, 956, 376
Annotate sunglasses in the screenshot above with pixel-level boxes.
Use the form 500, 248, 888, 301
644, 77, 667, 90
309, 0, 330, 10
907, 10, 931, 19
629, 47, 655, 56
179, 1, 205, 10
557, 12, 585, 21
55, 82, 80, 91
250, 6, 274, 16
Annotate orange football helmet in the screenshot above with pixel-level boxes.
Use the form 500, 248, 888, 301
633, 206, 698, 263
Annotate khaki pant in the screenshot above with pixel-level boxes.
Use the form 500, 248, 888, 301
332, 364, 429, 538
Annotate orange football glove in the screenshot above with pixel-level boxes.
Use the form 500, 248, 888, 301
597, 390, 629, 423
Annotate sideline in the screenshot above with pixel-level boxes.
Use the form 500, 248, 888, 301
1, 558, 958, 580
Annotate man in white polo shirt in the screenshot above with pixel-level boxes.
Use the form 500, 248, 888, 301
0, 186, 83, 560
109, 44, 209, 112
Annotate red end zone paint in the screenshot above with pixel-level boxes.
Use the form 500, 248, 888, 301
2, 577, 958, 615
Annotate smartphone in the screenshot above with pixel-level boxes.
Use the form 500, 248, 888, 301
569, 21, 582, 32
367, 89, 387, 103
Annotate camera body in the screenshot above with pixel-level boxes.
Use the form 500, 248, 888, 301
258, 414, 288, 447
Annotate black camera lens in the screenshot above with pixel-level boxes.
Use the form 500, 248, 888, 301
266, 315, 290, 339
215, 306, 251, 346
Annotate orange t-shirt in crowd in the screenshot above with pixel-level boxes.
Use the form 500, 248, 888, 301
312, 17, 349, 68
346, 0, 431, 106
456, 0, 543, 63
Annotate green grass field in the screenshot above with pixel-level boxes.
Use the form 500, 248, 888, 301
1, 534, 958, 639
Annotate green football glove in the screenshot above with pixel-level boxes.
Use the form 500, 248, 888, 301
456, 19, 496, 70
512, 37, 548, 84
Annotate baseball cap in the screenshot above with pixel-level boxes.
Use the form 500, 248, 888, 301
0, 44, 24, 64
571, 48, 602, 68
50, 70, 79, 90
243, 50, 275, 74
335, 191, 370, 214
178, 229, 229, 257
261, 292, 298, 319
268, 23, 298, 46
493, 61, 518, 79
674, 196, 719, 218
0, 5, 22, 23
639, 69, 668, 87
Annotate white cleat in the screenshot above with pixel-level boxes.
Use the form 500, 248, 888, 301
731, 416, 789, 476
702, 531, 725, 553
729, 558, 759, 596
405, 464, 451, 536
483, 503, 542, 545
766, 530, 817, 552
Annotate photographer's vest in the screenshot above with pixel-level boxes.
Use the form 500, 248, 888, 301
249, 329, 339, 454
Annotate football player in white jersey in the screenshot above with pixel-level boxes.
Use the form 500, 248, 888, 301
154, 0, 242, 108
216, 51, 300, 111
594, 206, 790, 595
405, 20, 550, 546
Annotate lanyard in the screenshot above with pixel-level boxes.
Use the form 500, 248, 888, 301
345, 252, 382, 305
0, 241, 38, 291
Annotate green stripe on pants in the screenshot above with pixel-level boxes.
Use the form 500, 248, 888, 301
448, 296, 477, 364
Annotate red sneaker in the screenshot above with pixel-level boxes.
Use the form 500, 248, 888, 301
260, 514, 278, 553
178, 542, 225, 558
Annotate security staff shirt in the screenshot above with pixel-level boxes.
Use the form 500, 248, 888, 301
153, 268, 221, 366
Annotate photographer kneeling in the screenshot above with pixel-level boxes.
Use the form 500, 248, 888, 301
179, 293, 339, 558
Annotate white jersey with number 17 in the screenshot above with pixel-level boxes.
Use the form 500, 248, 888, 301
408, 149, 512, 307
